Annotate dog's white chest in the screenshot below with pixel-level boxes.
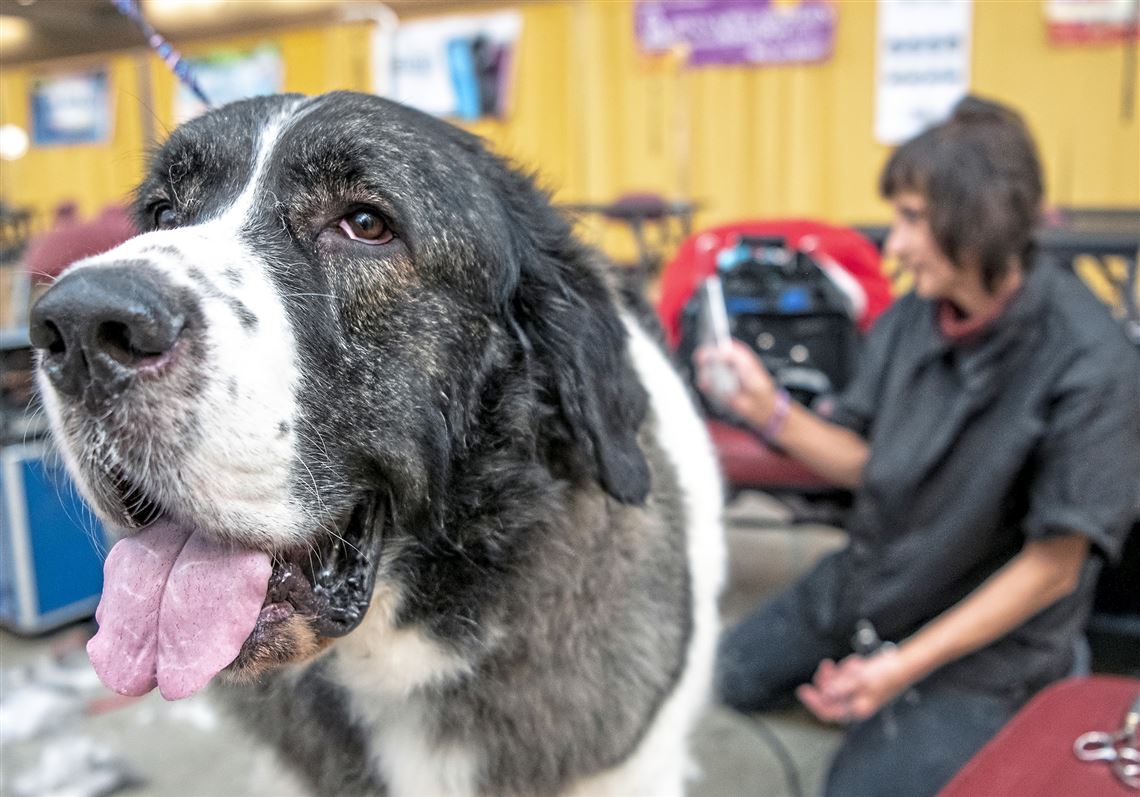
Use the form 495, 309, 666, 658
332, 590, 481, 797
370, 702, 480, 797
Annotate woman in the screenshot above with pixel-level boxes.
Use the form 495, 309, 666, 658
697, 97, 1140, 797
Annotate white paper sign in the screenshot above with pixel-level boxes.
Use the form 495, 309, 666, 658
390, 12, 521, 119
875, 0, 973, 145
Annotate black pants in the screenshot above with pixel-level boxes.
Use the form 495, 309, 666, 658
717, 572, 1020, 797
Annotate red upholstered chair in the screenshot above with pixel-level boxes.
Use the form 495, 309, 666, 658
22, 204, 137, 283
656, 220, 892, 495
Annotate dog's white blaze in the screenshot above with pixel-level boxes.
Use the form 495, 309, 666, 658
211, 104, 301, 228
44, 104, 315, 546
563, 318, 726, 797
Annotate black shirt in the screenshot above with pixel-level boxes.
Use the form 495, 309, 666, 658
822, 257, 1140, 699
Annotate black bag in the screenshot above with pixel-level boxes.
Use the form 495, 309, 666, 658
677, 235, 861, 422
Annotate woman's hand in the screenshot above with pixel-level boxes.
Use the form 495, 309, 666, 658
694, 340, 779, 428
695, 338, 870, 487
795, 648, 912, 724
796, 534, 1092, 726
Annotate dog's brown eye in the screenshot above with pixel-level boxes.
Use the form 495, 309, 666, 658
153, 203, 177, 230
338, 211, 393, 245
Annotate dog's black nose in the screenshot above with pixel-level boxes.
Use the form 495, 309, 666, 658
30, 265, 187, 398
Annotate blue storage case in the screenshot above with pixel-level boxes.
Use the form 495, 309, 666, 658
0, 442, 107, 634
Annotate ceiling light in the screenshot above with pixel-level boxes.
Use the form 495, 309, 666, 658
0, 124, 30, 161
144, 0, 334, 30
144, 0, 227, 25
0, 15, 32, 53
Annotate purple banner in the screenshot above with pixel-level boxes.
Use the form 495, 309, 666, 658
634, 0, 835, 67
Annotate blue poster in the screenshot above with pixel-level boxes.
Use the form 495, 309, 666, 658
30, 70, 111, 147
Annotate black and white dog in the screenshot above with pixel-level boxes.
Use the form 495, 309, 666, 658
30, 92, 725, 796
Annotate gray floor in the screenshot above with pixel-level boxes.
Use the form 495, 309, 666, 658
0, 493, 845, 797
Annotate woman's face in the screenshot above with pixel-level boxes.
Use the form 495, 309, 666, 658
884, 191, 963, 300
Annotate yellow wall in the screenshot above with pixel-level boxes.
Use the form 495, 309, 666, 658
468, 1, 1139, 222
973, 4, 1140, 211
1, 2, 1137, 243
0, 21, 371, 224
0, 55, 150, 222
464, 1, 1139, 259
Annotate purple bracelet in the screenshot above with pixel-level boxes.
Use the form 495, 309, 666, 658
760, 388, 791, 443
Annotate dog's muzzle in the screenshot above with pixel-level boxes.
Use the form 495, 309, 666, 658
30, 264, 188, 403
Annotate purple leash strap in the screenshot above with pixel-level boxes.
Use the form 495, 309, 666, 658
110, 0, 212, 108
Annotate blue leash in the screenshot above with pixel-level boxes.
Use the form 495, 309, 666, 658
110, 0, 212, 109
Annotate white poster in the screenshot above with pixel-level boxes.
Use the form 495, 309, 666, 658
174, 45, 283, 124
389, 12, 521, 119
875, 0, 973, 145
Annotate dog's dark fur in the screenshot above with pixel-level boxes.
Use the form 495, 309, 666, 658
34, 92, 723, 796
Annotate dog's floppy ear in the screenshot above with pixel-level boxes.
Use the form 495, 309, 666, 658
473, 154, 649, 504
509, 244, 651, 506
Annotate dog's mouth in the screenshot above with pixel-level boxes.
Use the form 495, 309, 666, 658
86, 469, 385, 700
225, 493, 386, 681
259, 494, 386, 638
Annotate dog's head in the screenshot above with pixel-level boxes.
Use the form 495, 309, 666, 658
30, 92, 649, 697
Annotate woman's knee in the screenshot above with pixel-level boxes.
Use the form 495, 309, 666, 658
714, 611, 819, 712
715, 638, 786, 712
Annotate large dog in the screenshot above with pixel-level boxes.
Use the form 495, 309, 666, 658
30, 92, 725, 796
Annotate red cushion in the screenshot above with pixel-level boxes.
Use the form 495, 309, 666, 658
707, 420, 831, 491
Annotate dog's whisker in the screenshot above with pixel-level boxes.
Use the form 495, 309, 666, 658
281, 292, 339, 301
310, 515, 363, 558
43, 452, 98, 553
291, 451, 331, 521
293, 415, 335, 463
306, 544, 317, 579
24, 269, 59, 284
21, 403, 46, 447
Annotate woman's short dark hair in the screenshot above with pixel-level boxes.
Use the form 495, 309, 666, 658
879, 95, 1044, 292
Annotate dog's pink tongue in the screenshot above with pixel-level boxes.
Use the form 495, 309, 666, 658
87, 520, 271, 701
87, 521, 190, 697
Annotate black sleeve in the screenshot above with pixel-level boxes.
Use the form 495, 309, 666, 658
1024, 349, 1140, 562
821, 297, 908, 439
